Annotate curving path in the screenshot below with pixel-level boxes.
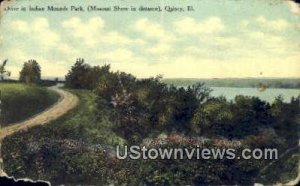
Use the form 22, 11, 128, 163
0, 84, 79, 140
0, 85, 79, 176
0, 84, 79, 177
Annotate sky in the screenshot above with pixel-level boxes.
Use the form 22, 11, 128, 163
0, 0, 299, 78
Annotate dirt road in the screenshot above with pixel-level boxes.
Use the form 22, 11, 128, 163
0, 85, 78, 177
0, 85, 79, 140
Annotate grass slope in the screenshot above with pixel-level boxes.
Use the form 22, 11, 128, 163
2, 90, 124, 184
0, 83, 59, 126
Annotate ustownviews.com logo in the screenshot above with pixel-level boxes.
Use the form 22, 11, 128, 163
116, 146, 278, 160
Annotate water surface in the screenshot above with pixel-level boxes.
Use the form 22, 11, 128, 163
209, 87, 300, 103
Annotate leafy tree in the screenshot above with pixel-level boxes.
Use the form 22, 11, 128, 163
188, 82, 211, 103
65, 58, 112, 90
86, 65, 109, 90
191, 97, 234, 136
0, 59, 11, 81
19, 59, 41, 84
65, 58, 91, 89
270, 95, 300, 146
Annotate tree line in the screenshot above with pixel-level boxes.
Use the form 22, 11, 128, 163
62, 58, 300, 184
0, 59, 60, 86
65, 58, 300, 145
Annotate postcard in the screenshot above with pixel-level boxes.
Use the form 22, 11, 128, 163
0, 0, 299, 185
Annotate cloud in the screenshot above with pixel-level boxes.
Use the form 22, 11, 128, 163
110, 52, 300, 78
2, 10, 299, 79
9, 18, 61, 48
62, 17, 104, 46
256, 16, 290, 30
241, 20, 250, 28
133, 18, 175, 41
6, 48, 30, 66
38, 59, 68, 77
214, 37, 241, 46
183, 47, 212, 59
174, 17, 225, 35
287, 0, 300, 15
8, 17, 78, 62
236, 16, 296, 58
247, 31, 287, 48
4, 49, 68, 77
0, 34, 3, 46
133, 18, 176, 55
102, 31, 145, 45
56, 43, 79, 58
63, 16, 144, 47
33, 18, 61, 47
9, 20, 29, 32
146, 43, 171, 55
99, 48, 135, 63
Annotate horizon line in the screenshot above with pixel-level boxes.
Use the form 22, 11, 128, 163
8, 76, 300, 80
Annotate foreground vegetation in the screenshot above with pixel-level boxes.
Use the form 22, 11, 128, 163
2, 59, 299, 185
258, 151, 300, 184
0, 83, 59, 126
2, 90, 125, 184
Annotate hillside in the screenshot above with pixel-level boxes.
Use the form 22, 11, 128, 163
1, 62, 299, 185
0, 83, 59, 126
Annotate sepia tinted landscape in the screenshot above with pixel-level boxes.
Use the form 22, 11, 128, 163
0, 0, 299, 185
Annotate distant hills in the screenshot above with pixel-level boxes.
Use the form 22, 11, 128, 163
7, 76, 300, 89
162, 78, 300, 89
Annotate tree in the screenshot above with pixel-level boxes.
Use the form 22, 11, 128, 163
188, 82, 211, 103
0, 59, 11, 81
65, 58, 91, 89
19, 60, 41, 84
65, 58, 112, 90
191, 97, 233, 136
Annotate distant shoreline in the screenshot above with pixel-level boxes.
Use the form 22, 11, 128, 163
162, 78, 300, 89
4, 76, 300, 89
5, 77, 300, 89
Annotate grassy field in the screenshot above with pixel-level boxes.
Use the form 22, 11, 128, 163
0, 83, 59, 126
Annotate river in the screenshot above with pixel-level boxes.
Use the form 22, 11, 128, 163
209, 87, 300, 103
